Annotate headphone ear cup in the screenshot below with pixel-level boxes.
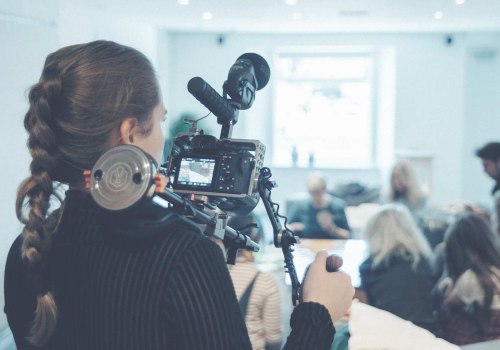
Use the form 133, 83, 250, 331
90, 145, 157, 211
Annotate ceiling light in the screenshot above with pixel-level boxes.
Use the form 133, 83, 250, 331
338, 10, 370, 17
285, 0, 298, 5
202, 11, 213, 20
434, 11, 443, 20
177, 0, 189, 5
292, 12, 302, 20
455, 0, 465, 5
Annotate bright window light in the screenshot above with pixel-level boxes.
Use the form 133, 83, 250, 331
273, 49, 375, 169
202, 11, 213, 20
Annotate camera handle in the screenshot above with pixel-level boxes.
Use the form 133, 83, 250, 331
257, 168, 345, 306
154, 188, 260, 263
86, 144, 260, 261
181, 200, 250, 265
257, 167, 302, 306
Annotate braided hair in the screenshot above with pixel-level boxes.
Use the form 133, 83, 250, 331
15, 40, 160, 345
444, 214, 500, 327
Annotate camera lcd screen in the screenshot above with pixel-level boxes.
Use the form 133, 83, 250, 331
177, 157, 216, 188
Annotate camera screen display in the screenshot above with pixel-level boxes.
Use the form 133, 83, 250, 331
177, 157, 216, 187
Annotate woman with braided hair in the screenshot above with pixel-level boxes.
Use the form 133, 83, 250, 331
4, 40, 354, 350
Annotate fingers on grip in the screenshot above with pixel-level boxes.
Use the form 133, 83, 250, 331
326, 255, 343, 272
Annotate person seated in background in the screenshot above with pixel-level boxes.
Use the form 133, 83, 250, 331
434, 214, 500, 345
227, 214, 281, 350
388, 159, 427, 224
476, 141, 500, 237
287, 173, 351, 239
431, 203, 490, 279
359, 204, 441, 335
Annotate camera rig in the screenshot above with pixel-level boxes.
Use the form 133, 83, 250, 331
87, 53, 302, 305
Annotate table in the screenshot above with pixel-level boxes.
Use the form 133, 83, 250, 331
256, 238, 367, 288
287, 239, 367, 288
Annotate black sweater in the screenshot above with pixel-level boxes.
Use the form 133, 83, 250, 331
5, 191, 334, 349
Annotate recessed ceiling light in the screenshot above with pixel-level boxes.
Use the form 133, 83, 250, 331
202, 11, 213, 20
434, 11, 443, 20
285, 0, 298, 5
178, 0, 189, 5
455, 0, 465, 5
338, 10, 370, 17
292, 12, 302, 20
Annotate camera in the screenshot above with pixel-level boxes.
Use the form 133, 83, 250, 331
163, 53, 270, 215
166, 134, 265, 215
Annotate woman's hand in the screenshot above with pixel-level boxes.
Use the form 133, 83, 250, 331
316, 211, 350, 239
316, 210, 335, 231
301, 250, 354, 322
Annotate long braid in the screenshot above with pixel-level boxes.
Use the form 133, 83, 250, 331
15, 65, 63, 345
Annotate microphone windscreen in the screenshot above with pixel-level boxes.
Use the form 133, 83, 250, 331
237, 53, 270, 90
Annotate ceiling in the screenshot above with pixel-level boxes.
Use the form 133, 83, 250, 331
75, 0, 500, 33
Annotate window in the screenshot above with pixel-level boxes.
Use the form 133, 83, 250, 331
273, 47, 375, 169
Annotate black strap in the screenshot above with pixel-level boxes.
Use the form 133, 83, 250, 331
239, 272, 260, 318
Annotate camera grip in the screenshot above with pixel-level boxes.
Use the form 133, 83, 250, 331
187, 77, 238, 122
298, 254, 343, 303
326, 255, 343, 272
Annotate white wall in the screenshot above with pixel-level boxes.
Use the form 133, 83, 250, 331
58, 1, 159, 68
0, 0, 59, 331
462, 33, 500, 207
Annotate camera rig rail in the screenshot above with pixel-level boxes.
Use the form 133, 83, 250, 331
86, 144, 260, 256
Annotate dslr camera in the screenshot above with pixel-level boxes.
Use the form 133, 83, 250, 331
166, 135, 265, 215
164, 53, 270, 215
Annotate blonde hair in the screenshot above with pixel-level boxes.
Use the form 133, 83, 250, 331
363, 204, 431, 269
389, 159, 425, 207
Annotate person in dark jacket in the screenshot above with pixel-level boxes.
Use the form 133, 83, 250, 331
288, 173, 351, 239
4, 40, 354, 350
476, 142, 500, 237
359, 203, 441, 335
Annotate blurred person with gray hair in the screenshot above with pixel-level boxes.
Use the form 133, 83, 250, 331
288, 173, 350, 239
